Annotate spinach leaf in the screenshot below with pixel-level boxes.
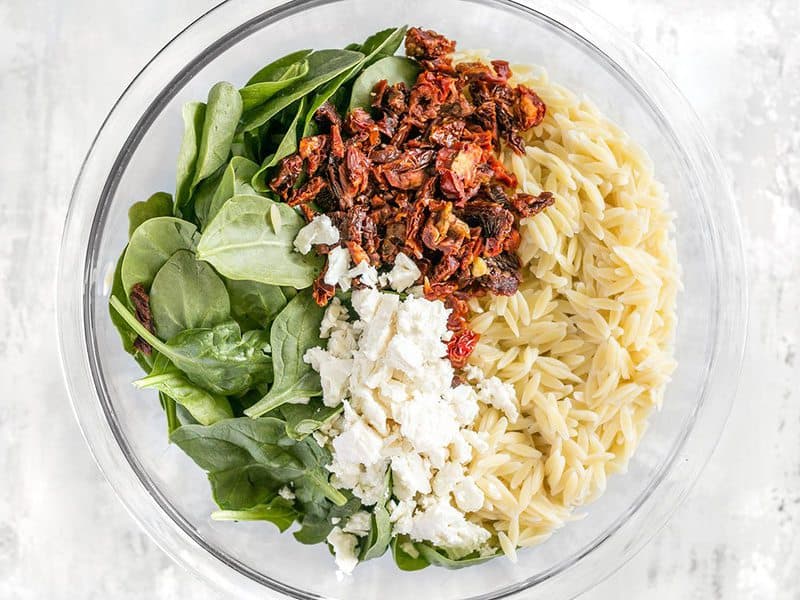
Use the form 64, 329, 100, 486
294, 493, 362, 545
251, 97, 307, 192
359, 471, 392, 561
280, 400, 342, 441
108, 249, 153, 373
171, 417, 297, 509
121, 216, 198, 295
162, 391, 180, 434
111, 296, 272, 396
195, 156, 259, 228
171, 417, 345, 510
135, 353, 233, 426
391, 536, 430, 571
360, 26, 407, 59
192, 82, 243, 192
245, 291, 324, 418
196, 194, 322, 289
211, 496, 298, 532
241, 59, 310, 111
246, 49, 313, 86
225, 279, 287, 331
349, 56, 420, 112
128, 192, 173, 238
415, 544, 499, 569
301, 27, 407, 137
175, 101, 206, 215
150, 250, 231, 340
239, 49, 363, 132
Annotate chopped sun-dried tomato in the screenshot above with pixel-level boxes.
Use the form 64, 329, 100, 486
130, 283, 155, 355
267, 27, 549, 365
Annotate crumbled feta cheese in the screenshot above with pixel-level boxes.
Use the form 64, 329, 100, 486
278, 485, 295, 501
305, 288, 504, 557
453, 476, 484, 513
408, 497, 490, 553
327, 527, 359, 575
385, 252, 421, 291
331, 415, 384, 466
348, 260, 379, 288
303, 348, 352, 407
476, 376, 519, 422
293, 214, 339, 255
324, 246, 351, 288
343, 511, 372, 537
391, 453, 432, 500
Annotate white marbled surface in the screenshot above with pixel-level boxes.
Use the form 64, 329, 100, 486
1, 0, 798, 598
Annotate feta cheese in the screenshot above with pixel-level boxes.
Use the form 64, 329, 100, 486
453, 476, 484, 513
343, 511, 372, 537
385, 252, 421, 291
293, 214, 339, 255
304, 288, 500, 557
348, 260, 379, 288
278, 485, 295, 501
324, 246, 351, 288
477, 376, 519, 422
408, 497, 490, 553
303, 348, 352, 407
326, 527, 359, 575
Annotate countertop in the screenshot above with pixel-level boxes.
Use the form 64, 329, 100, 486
1, 0, 797, 598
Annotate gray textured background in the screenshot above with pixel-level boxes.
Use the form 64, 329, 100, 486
1, 0, 797, 598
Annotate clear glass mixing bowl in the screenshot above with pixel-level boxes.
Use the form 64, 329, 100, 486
57, 1, 747, 598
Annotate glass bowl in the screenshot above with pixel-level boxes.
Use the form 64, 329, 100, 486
57, 0, 746, 598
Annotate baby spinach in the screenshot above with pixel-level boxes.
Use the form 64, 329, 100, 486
121, 216, 198, 296
211, 496, 298, 532
171, 417, 345, 510
128, 192, 173, 237
349, 56, 420, 112
225, 279, 287, 332
111, 296, 272, 396
280, 400, 342, 441
360, 26, 407, 59
195, 156, 260, 228
415, 544, 499, 569
246, 49, 313, 86
391, 536, 431, 571
175, 101, 207, 215
241, 59, 310, 111
294, 493, 362, 545
245, 291, 325, 418
135, 353, 233, 425
239, 49, 363, 132
302, 26, 407, 137
252, 97, 307, 192
196, 194, 322, 289
192, 82, 243, 192
150, 250, 231, 340
162, 391, 180, 434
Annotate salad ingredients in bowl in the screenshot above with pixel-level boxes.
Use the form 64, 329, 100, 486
107, 25, 680, 577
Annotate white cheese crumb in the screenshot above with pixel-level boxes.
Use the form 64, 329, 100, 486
278, 485, 295, 501
343, 511, 372, 537
293, 214, 339, 254
348, 260, 379, 288
453, 476, 484, 513
407, 497, 490, 552
386, 252, 421, 291
476, 376, 519, 422
324, 246, 351, 287
326, 527, 359, 575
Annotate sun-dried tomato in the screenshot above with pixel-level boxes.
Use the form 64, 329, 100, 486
312, 266, 336, 306
130, 283, 155, 355
447, 328, 480, 368
405, 27, 456, 61
269, 27, 549, 360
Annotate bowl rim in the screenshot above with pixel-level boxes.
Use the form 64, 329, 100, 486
57, 1, 748, 598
